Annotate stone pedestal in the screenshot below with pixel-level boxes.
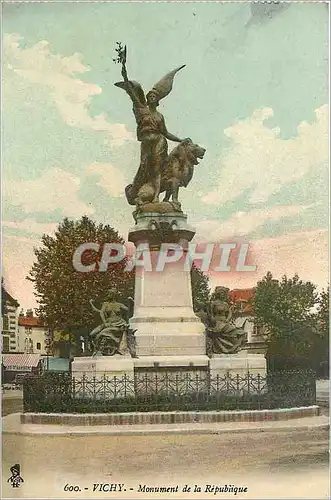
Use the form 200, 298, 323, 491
209, 352, 267, 378
209, 353, 267, 395
72, 356, 134, 378
128, 210, 206, 358
71, 356, 135, 398
133, 355, 210, 395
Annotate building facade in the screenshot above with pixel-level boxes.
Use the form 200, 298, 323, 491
1, 286, 20, 353
18, 310, 52, 355
230, 288, 266, 353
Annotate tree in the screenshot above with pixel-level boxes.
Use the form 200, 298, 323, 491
316, 287, 329, 339
191, 266, 210, 311
253, 272, 319, 369
1, 278, 7, 318
313, 286, 329, 376
28, 216, 134, 353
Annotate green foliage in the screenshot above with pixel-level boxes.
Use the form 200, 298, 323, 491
317, 286, 329, 339
210, 286, 230, 304
27, 216, 134, 336
190, 265, 210, 310
313, 286, 329, 375
253, 272, 319, 361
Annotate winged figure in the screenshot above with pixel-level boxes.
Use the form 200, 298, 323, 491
114, 43, 189, 208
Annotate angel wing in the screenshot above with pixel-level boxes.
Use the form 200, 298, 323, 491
114, 80, 146, 106
148, 65, 186, 101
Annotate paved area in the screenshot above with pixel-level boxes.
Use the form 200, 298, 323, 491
1, 393, 23, 416
316, 379, 329, 405
2, 425, 329, 499
2, 385, 330, 499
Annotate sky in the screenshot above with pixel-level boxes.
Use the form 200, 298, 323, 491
2, 1, 329, 309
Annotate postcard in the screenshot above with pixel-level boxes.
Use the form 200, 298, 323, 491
1, 1, 329, 499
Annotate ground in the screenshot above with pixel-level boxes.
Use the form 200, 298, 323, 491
2, 427, 329, 499
2, 390, 23, 416
2, 386, 329, 499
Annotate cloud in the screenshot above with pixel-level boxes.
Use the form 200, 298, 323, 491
85, 162, 127, 198
194, 205, 309, 242
3, 33, 134, 146
203, 104, 328, 205
3, 168, 94, 217
2, 234, 40, 309
2, 219, 58, 236
209, 228, 328, 292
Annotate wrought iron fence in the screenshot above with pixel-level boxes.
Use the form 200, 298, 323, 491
23, 370, 316, 413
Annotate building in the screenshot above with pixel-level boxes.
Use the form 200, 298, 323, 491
2, 353, 42, 383
1, 285, 20, 353
229, 288, 266, 353
18, 310, 52, 355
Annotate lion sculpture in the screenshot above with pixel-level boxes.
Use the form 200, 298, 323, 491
125, 139, 206, 210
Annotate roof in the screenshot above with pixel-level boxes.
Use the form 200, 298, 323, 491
1, 287, 19, 308
230, 288, 255, 314
2, 353, 41, 369
18, 316, 45, 327
230, 288, 255, 302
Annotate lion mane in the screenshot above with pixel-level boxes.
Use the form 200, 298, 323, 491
125, 139, 205, 207
160, 139, 206, 193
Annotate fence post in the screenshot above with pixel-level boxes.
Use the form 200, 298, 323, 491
82, 373, 86, 399
257, 373, 261, 410
93, 376, 96, 402
312, 370, 317, 405
155, 372, 158, 411
175, 373, 179, 411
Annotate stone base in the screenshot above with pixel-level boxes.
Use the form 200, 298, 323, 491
209, 353, 267, 395
72, 356, 134, 378
209, 352, 267, 378
135, 202, 182, 215
131, 320, 206, 357
133, 355, 210, 395
71, 353, 266, 398
21, 406, 320, 426
128, 210, 195, 246
72, 355, 210, 397
134, 355, 209, 369
71, 356, 135, 398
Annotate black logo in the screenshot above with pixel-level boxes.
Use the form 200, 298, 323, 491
7, 464, 24, 488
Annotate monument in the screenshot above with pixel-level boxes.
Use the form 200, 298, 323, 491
72, 43, 266, 384
197, 287, 266, 377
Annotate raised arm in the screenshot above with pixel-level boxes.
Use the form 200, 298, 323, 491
161, 116, 184, 143
119, 62, 143, 107
100, 303, 108, 325
89, 299, 101, 314
121, 61, 130, 85
120, 303, 129, 313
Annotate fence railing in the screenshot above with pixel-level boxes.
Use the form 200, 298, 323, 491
23, 369, 316, 413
